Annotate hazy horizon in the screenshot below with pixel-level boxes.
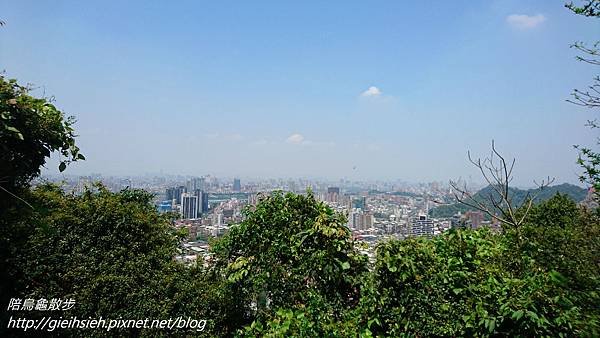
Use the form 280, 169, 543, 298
2, 0, 598, 186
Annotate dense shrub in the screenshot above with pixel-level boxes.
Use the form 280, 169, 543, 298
246, 194, 599, 337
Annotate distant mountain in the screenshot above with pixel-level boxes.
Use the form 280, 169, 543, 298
430, 183, 588, 218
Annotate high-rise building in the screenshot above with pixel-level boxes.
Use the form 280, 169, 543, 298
347, 208, 374, 231
194, 189, 209, 214
326, 187, 340, 203
233, 178, 241, 192
351, 211, 362, 229
181, 193, 199, 219
165, 187, 175, 202
187, 177, 205, 192
166, 185, 186, 205
364, 212, 374, 228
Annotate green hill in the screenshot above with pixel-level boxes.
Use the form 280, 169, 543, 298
430, 183, 588, 218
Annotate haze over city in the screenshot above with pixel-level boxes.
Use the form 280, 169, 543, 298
1, 0, 598, 185
2, 1, 600, 336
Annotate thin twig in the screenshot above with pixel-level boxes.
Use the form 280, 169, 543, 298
0, 184, 34, 209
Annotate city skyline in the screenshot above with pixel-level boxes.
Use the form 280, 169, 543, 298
2, 0, 598, 185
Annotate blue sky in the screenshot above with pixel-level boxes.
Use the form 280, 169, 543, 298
1, 0, 598, 185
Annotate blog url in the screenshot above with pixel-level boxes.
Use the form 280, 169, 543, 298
7, 316, 207, 332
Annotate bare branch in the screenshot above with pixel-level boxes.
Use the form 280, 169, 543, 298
450, 142, 556, 230
0, 185, 34, 209
449, 179, 512, 226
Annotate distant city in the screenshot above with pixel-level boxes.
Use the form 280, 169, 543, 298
37, 173, 513, 263
38, 172, 593, 267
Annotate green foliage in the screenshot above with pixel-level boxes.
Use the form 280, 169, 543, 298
575, 121, 600, 198
0, 76, 83, 189
0, 184, 224, 336
361, 229, 505, 336
517, 194, 600, 332
566, 0, 600, 17
359, 195, 600, 337
226, 194, 599, 337
210, 191, 368, 333
242, 303, 364, 338
519, 194, 598, 278
0, 76, 86, 335
2, 186, 598, 337
17, 184, 179, 308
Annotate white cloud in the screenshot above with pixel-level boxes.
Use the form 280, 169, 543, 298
506, 14, 546, 29
284, 133, 335, 147
360, 86, 382, 97
286, 133, 305, 145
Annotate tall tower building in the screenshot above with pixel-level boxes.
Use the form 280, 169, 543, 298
181, 193, 199, 219
194, 189, 209, 214
233, 178, 241, 192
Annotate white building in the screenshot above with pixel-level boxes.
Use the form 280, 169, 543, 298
181, 193, 199, 219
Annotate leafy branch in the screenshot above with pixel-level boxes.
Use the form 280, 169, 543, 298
565, 0, 600, 17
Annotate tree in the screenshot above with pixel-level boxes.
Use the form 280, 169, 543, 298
359, 201, 600, 337
2, 183, 233, 336
210, 191, 368, 334
519, 194, 600, 288
0, 76, 83, 205
1, 76, 85, 335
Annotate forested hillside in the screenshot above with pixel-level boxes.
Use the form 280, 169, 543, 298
430, 183, 589, 218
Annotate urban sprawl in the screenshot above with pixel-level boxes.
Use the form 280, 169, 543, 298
42, 174, 497, 265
